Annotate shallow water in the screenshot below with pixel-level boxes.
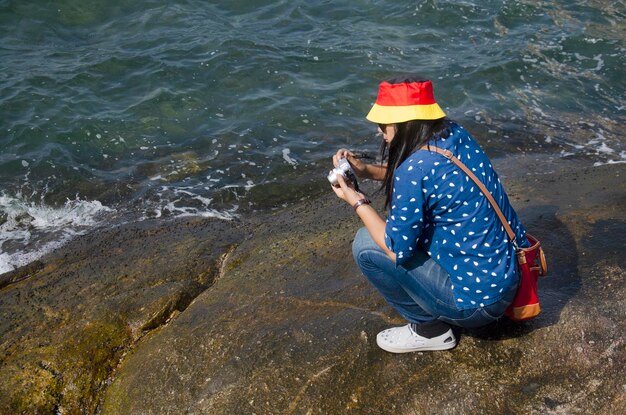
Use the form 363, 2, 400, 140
1, 0, 625, 273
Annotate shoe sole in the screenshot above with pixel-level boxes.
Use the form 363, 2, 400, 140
376, 339, 457, 353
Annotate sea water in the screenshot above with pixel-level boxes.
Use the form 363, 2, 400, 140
1, 0, 624, 273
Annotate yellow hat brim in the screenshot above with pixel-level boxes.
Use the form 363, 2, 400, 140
366, 103, 446, 124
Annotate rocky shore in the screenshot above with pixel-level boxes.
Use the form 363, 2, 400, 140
1, 160, 624, 414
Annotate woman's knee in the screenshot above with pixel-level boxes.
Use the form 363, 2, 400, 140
352, 227, 375, 262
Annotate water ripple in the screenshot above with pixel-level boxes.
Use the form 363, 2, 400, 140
0, 0, 624, 269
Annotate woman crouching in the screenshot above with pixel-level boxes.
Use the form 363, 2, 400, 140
330, 76, 529, 353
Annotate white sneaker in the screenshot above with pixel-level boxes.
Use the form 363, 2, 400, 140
376, 324, 457, 353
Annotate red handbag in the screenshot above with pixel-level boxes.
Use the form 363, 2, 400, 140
421, 146, 548, 321
504, 234, 548, 320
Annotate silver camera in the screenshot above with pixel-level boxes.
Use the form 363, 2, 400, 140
328, 158, 359, 191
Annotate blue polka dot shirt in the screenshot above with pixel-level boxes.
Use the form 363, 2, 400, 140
384, 123, 529, 310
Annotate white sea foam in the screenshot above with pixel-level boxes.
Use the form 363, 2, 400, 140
593, 150, 626, 167
159, 201, 238, 220
144, 186, 239, 221
594, 159, 626, 167
282, 148, 298, 166
592, 54, 604, 71
0, 193, 115, 274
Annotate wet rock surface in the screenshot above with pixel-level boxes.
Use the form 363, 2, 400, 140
0, 218, 242, 414
1, 162, 624, 414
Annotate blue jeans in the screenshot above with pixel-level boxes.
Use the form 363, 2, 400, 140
352, 228, 517, 329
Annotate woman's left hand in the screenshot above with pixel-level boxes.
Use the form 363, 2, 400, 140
331, 173, 365, 206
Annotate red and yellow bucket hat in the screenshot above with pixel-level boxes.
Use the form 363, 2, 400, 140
366, 79, 446, 124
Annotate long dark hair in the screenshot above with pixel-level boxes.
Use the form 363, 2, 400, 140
379, 117, 451, 209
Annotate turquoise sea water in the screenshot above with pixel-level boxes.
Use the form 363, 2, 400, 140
1, 0, 625, 273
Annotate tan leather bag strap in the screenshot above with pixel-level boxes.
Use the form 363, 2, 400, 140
419, 145, 518, 246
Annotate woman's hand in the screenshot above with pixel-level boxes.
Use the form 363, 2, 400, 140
333, 149, 367, 178
332, 148, 387, 181
330, 166, 396, 262
331, 173, 364, 206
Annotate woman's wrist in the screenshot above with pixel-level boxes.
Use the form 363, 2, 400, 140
352, 198, 371, 211
346, 192, 365, 206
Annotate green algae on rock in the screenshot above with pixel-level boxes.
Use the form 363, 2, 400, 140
0, 217, 242, 414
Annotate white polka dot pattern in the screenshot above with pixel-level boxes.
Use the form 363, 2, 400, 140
384, 124, 529, 310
